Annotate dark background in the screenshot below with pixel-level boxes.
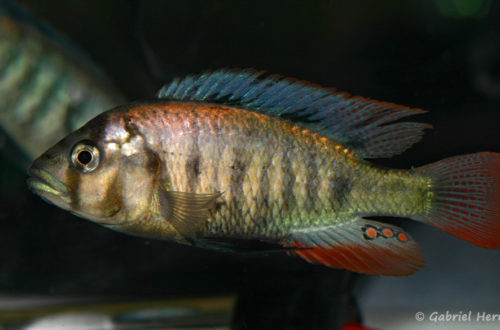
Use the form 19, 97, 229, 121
1, 0, 500, 328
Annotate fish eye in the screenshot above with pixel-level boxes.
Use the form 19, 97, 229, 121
70, 141, 101, 173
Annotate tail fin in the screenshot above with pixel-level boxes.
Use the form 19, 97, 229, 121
415, 152, 500, 248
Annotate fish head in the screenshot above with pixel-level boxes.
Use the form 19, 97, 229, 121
27, 110, 163, 229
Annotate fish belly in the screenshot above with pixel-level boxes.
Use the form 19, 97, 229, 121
131, 102, 431, 240
148, 103, 378, 239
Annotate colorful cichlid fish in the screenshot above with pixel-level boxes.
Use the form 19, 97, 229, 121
27, 69, 500, 276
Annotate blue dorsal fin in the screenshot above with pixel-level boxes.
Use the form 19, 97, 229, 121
157, 69, 431, 158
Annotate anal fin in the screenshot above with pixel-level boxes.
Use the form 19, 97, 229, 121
158, 189, 222, 239
285, 218, 424, 276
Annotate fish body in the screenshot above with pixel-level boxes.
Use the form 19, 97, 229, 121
0, 6, 124, 160
28, 70, 500, 276
110, 101, 429, 239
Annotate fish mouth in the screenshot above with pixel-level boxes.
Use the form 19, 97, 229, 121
27, 166, 71, 206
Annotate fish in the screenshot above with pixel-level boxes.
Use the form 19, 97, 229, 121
27, 69, 500, 276
0, 2, 125, 161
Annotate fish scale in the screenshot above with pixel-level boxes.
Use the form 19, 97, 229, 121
126, 102, 427, 238
28, 69, 500, 276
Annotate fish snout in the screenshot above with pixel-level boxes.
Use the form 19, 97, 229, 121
27, 160, 70, 204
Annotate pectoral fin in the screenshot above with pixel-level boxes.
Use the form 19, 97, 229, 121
158, 189, 222, 240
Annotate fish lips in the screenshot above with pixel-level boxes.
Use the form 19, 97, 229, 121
27, 165, 126, 226
27, 165, 71, 209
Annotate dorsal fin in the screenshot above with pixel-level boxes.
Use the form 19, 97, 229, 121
157, 69, 431, 158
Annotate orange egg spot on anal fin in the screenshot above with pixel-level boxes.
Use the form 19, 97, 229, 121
364, 227, 378, 240
398, 233, 409, 242
382, 228, 394, 237
285, 218, 424, 276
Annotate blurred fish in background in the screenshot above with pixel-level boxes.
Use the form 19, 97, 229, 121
0, 0, 125, 166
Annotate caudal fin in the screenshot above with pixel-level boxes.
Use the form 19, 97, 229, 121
415, 152, 500, 248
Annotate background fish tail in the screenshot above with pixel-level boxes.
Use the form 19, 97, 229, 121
414, 152, 500, 248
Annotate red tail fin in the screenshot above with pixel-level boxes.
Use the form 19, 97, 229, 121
415, 152, 500, 248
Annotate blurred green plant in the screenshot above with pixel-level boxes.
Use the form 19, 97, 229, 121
435, 0, 491, 19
